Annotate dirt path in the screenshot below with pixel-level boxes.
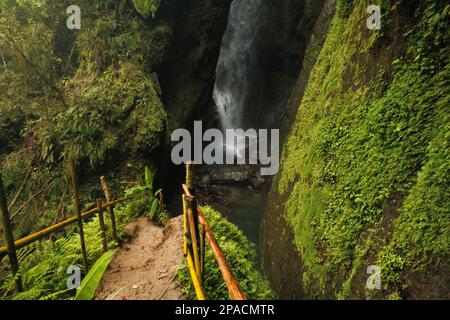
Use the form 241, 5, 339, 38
96, 216, 184, 300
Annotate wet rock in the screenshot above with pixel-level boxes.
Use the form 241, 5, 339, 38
250, 173, 266, 189
210, 170, 249, 183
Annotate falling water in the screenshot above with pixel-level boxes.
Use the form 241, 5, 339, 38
213, 0, 263, 158
208, 0, 268, 250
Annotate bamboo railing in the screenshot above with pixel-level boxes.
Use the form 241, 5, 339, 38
182, 163, 247, 300
1, 161, 247, 300
0, 163, 123, 292
0, 198, 126, 257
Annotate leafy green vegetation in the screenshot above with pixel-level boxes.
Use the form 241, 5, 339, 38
37, 61, 166, 165
177, 206, 276, 300
0, 166, 164, 300
132, 0, 161, 19
0, 0, 168, 245
274, 0, 449, 299
1, 215, 116, 300
123, 166, 169, 225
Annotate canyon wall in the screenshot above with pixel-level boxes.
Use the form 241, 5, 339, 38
261, 0, 449, 299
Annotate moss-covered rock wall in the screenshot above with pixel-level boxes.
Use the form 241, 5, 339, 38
261, 0, 449, 299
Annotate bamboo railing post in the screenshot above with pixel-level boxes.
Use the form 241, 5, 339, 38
100, 176, 118, 242
185, 161, 194, 192
185, 195, 201, 284
0, 174, 22, 292
182, 194, 188, 257
200, 223, 206, 284
186, 251, 206, 300
96, 199, 108, 253
69, 161, 88, 272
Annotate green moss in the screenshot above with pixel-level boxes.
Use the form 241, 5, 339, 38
274, 0, 449, 298
378, 121, 450, 290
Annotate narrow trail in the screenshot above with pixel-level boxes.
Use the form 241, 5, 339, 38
96, 216, 184, 300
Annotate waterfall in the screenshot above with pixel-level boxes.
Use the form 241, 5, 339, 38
213, 0, 263, 130
213, 0, 263, 158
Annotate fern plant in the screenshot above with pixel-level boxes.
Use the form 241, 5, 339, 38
1, 216, 109, 300
124, 166, 163, 221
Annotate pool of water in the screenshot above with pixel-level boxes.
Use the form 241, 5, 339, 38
208, 185, 266, 255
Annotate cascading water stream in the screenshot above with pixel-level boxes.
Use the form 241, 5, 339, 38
213, 0, 263, 158
203, 0, 268, 252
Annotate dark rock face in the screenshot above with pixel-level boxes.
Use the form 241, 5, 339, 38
148, 0, 233, 195
196, 164, 267, 190
155, 0, 233, 132
260, 186, 307, 299
262, 0, 449, 300
240, 0, 327, 130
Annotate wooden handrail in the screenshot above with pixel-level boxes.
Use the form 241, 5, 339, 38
0, 165, 131, 293
0, 197, 129, 257
182, 184, 247, 300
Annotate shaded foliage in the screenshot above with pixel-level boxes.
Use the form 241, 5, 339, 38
0, 0, 167, 244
